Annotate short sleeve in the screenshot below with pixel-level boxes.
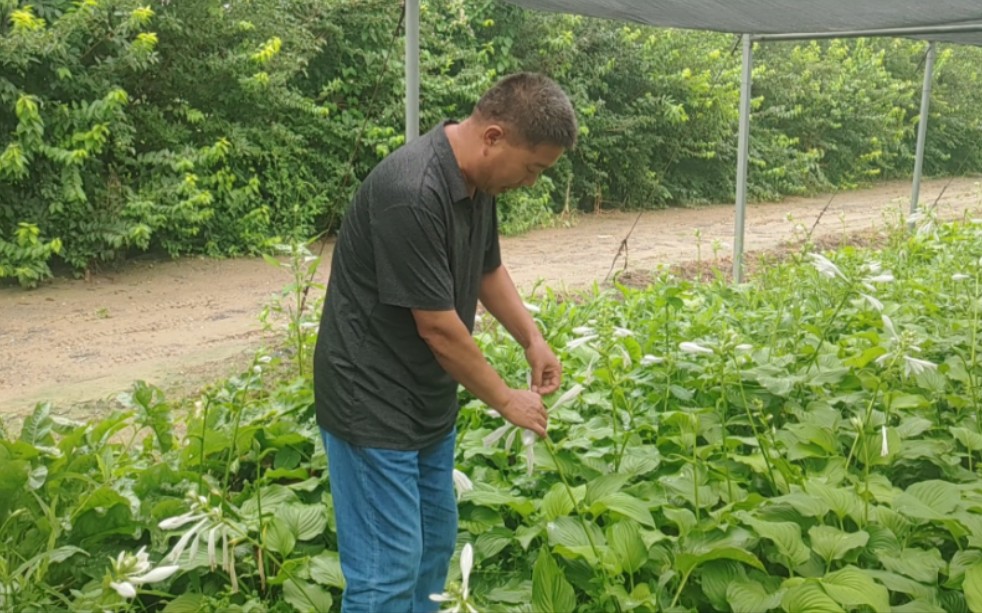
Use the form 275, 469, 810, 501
482, 200, 502, 274
372, 204, 454, 310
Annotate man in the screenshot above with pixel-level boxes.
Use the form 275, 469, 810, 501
313, 72, 578, 612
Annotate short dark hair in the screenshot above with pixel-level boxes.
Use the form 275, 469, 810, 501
473, 73, 578, 149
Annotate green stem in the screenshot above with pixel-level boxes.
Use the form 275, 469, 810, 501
542, 437, 621, 613
730, 356, 780, 491
669, 568, 693, 609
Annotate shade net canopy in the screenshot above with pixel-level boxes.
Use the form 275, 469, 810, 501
498, 0, 982, 46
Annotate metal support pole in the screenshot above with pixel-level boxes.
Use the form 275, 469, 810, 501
733, 34, 752, 283
911, 42, 936, 215
405, 0, 420, 142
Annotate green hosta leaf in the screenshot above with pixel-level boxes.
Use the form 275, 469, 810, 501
542, 482, 576, 520
948, 550, 982, 587
771, 492, 830, 518
880, 547, 946, 584
675, 546, 764, 576
951, 427, 982, 451
240, 485, 299, 518
585, 474, 630, 504
740, 515, 811, 568
547, 516, 605, 564
865, 569, 935, 600
893, 480, 960, 522
282, 503, 328, 541
532, 548, 576, 613
874, 506, 912, 542
618, 445, 661, 477
891, 600, 946, 613
265, 516, 296, 556
459, 506, 503, 534
700, 561, 744, 611
284, 578, 334, 613
162, 593, 206, 613
485, 576, 532, 604
808, 525, 868, 562
728, 578, 783, 613
964, 562, 982, 613
785, 423, 838, 454
663, 507, 697, 537
821, 566, 889, 612
865, 524, 901, 556
592, 492, 655, 527
309, 550, 344, 588
515, 524, 542, 550
781, 580, 844, 613
805, 481, 860, 522
896, 415, 934, 438
475, 527, 513, 560
608, 520, 647, 574
19, 403, 55, 447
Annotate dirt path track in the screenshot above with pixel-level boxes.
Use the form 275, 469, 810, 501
1, 177, 979, 420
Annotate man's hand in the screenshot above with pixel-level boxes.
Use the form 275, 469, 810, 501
526, 339, 562, 396
498, 389, 548, 437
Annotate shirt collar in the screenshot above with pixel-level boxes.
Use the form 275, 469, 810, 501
431, 120, 473, 203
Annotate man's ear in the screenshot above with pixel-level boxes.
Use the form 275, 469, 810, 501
482, 124, 505, 147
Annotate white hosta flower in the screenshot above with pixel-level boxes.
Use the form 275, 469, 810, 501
679, 341, 713, 356
550, 384, 584, 411
641, 354, 665, 366
807, 253, 845, 280
903, 356, 937, 377
860, 293, 884, 312
566, 335, 598, 350
430, 543, 479, 613
459, 543, 474, 601
571, 326, 595, 336
882, 315, 898, 339
866, 273, 895, 284
734, 344, 753, 354
109, 547, 181, 600
618, 346, 633, 369
523, 429, 537, 476
129, 565, 180, 584
613, 327, 634, 338
863, 260, 883, 274
110, 581, 137, 599
952, 273, 971, 281
880, 425, 889, 457
159, 511, 206, 531
850, 417, 863, 431
452, 469, 473, 500
523, 302, 540, 314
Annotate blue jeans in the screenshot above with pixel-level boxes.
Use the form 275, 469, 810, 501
321, 428, 458, 613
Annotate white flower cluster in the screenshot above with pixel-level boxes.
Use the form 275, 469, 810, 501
108, 546, 180, 599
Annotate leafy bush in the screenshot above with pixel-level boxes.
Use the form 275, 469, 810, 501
8, 215, 982, 611
2, 0, 982, 285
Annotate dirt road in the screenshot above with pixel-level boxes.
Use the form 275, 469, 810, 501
1, 177, 979, 420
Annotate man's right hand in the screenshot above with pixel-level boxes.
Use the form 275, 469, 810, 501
498, 389, 548, 438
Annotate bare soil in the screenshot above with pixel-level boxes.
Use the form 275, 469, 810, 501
2, 177, 979, 423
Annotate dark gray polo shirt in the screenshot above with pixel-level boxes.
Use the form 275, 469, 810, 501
313, 121, 501, 450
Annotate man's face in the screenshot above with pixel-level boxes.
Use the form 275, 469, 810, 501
480, 127, 565, 197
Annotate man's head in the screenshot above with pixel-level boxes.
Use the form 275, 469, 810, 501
465, 73, 578, 196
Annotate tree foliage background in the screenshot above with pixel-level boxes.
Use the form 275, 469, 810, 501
2, 0, 981, 285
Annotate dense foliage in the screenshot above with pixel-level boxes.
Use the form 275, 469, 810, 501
6, 210, 982, 611
2, 0, 982, 286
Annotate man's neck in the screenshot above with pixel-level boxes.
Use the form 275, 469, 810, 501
444, 120, 479, 199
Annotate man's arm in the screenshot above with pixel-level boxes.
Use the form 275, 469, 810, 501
479, 265, 562, 396
412, 309, 548, 437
